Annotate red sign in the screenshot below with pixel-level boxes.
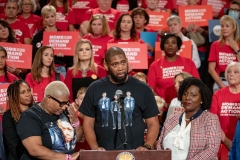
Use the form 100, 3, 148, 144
42, 31, 79, 56
179, 5, 213, 27
155, 41, 192, 60
146, 11, 170, 31
0, 42, 32, 69
107, 42, 148, 69
0, 83, 10, 110
201, 0, 228, 15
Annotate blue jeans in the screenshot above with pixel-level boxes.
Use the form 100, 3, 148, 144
55, 66, 66, 78
0, 119, 7, 160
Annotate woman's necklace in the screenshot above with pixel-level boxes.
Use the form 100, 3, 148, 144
185, 118, 190, 121
79, 67, 90, 78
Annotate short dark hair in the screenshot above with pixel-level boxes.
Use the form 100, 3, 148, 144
105, 47, 126, 64
178, 77, 212, 110
160, 33, 182, 50
131, 8, 150, 25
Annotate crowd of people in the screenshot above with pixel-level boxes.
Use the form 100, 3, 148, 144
0, 0, 240, 159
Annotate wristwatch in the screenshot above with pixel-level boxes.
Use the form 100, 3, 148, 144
234, 50, 240, 55
142, 144, 151, 150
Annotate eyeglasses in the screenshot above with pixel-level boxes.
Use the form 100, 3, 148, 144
48, 95, 70, 107
229, 8, 240, 12
92, 14, 104, 19
22, 3, 32, 6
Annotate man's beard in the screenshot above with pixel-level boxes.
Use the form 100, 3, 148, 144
108, 70, 128, 84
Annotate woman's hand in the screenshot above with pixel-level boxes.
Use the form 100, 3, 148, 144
147, 43, 154, 53
7, 66, 21, 75
67, 104, 78, 124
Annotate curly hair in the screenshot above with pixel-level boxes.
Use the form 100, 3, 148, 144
7, 79, 34, 122
178, 77, 212, 110
113, 13, 138, 41
160, 33, 182, 50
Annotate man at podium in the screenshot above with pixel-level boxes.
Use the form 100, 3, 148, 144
80, 46, 159, 150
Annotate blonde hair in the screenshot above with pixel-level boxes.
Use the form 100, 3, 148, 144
71, 39, 98, 76
41, 5, 56, 17
44, 81, 70, 98
87, 14, 110, 36
76, 87, 87, 98
155, 96, 165, 113
167, 15, 182, 26
219, 15, 240, 46
133, 72, 147, 82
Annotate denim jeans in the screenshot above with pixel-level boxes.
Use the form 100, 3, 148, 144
55, 66, 66, 78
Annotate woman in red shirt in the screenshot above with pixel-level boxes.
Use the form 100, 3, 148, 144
49, 0, 76, 31
17, 0, 42, 37
25, 46, 65, 102
83, 14, 112, 66
64, 39, 107, 101
208, 15, 240, 92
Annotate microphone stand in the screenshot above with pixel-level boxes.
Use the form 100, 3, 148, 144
119, 96, 127, 150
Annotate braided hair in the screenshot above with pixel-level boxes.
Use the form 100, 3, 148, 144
178, 77, 212, 110
7, 79, 34, 122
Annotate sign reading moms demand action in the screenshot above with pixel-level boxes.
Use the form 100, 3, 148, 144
0, 42, 32, 69
43, 31, 79, 56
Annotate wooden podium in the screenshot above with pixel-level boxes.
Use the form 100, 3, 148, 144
79, 150, 171, 160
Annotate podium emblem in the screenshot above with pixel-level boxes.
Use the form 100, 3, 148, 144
116, 152, 135, 160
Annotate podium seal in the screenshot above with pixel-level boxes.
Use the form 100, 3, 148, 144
116, 152, 135, 160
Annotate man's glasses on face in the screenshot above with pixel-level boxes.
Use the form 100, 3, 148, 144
48, 95, 70, 107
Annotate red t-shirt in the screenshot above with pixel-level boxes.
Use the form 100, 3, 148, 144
142, 0, 169, 9
82, 8, 122, 31
108, 37, 144, 43
116, 0, 129, 13
83, 34, 112, 66
0, 0, 6, 14
147, 56, 200, 100
64, 66, 107, 101
69, 0, 98, 25
56, 6, 76, 31
0, 13, 5, 20
25, 72, 65, 102
210, 86, 239, 159
17, 14, 42, 37
0, 72, 18, 83
9, 19, 32, 44
208, 41, 238, 76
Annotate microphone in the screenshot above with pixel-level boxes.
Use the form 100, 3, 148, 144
114, 90, 127, 150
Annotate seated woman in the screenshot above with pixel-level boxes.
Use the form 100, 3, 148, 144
210, 62, 240, 160
25, 45, 64, 102
167, 15, 201, 69
17, 81, 83, 159
17, 0, 42, 37
2, 79, 34, 160
83, 14, 112, 66
167, 72, 192, 117
208, 15, 240, 92
157, 77, 221, 159
0, 20, 28, 79
0, 46, 18, 84
64, 39, 107, 102
147, 34, 199, 105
